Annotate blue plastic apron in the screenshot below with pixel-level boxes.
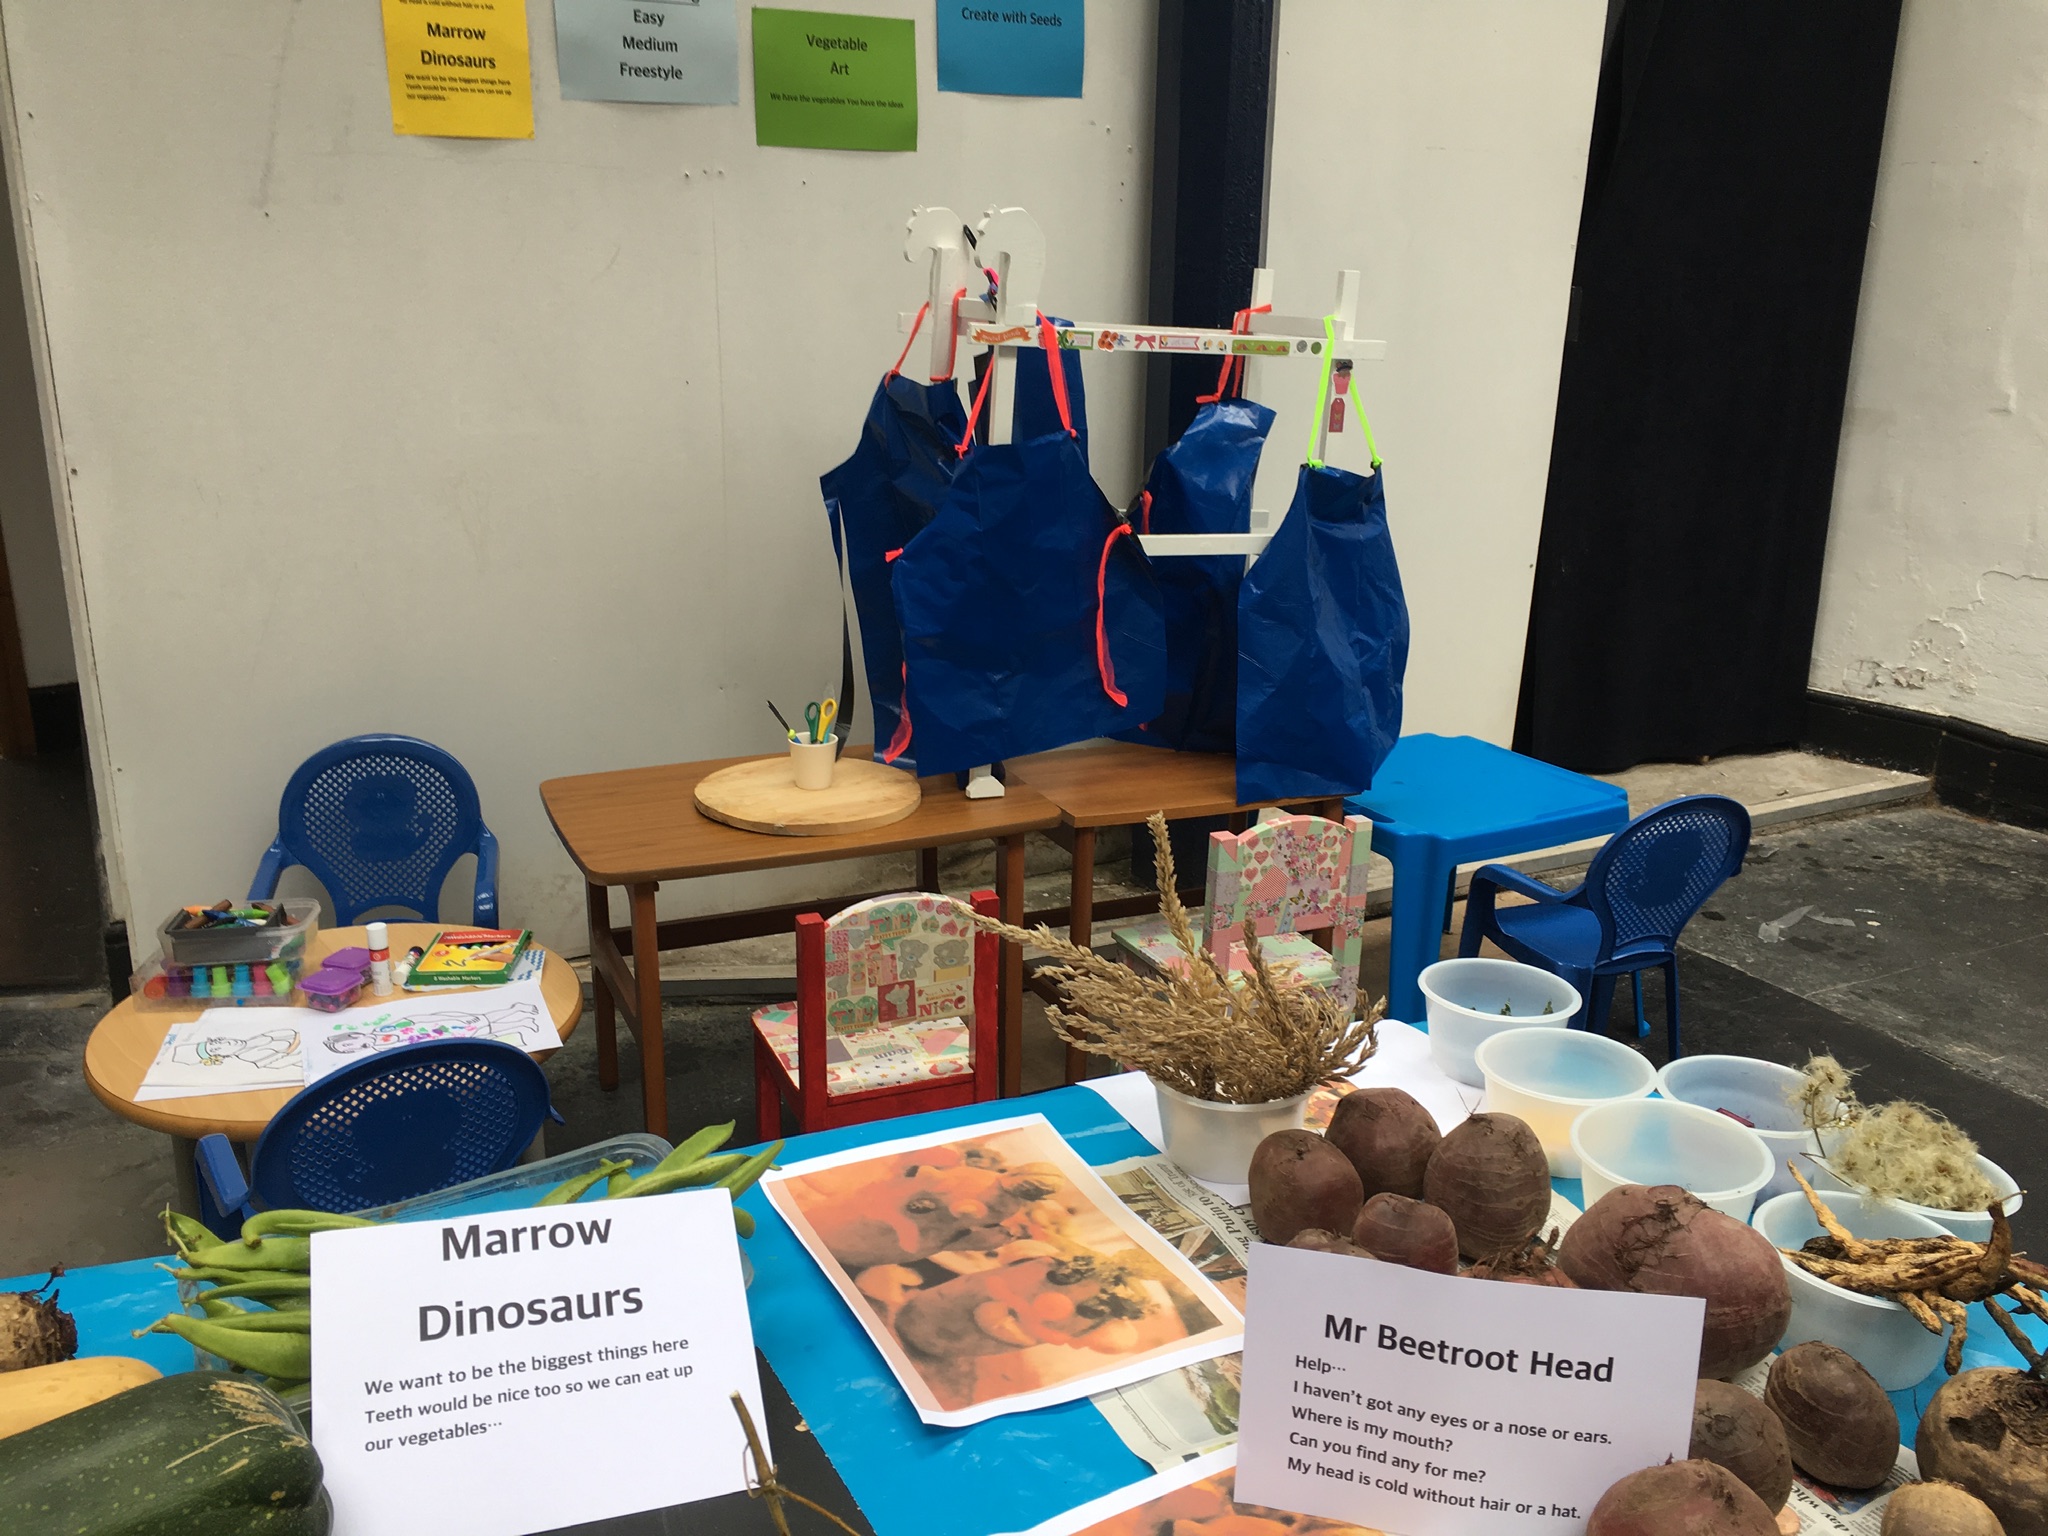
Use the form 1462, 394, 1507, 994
1236, 319, 1409, 802
1122, 320, 1276, 754
893, 316, 1167, 778
820, 301, 969, 759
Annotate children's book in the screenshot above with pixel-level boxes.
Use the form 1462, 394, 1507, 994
406, 928, 531, 987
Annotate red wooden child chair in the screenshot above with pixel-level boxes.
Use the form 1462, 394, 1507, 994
751, 890, 1002, 1135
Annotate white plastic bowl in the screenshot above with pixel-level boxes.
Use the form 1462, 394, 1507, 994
1656, 1054, 1825, 1203
1476, 1027, 1657, 1177
1151, 1077, 1309, 1185
1419, 958, 1583, 1088
1752, 1189, 1953, 1390
1572, 1097, 1775, 1219
1802, 1151, 2023, 1243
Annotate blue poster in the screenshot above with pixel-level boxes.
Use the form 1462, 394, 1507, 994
554, 0, 739, 104
937, 2, 1084, 98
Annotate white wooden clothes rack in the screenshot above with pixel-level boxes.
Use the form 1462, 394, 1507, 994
899, 205, 1387, 796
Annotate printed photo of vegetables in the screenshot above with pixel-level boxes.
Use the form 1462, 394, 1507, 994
763, 1115, 1243, 1428
1002, 1451, 1380, 1536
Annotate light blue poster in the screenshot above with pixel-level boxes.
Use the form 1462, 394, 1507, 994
937, 2, 1083, 98
554, 0, 739, 103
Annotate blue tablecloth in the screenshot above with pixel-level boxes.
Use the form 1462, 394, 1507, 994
13, 1090, 2045, 1536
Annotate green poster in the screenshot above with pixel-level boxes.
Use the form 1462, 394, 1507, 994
752, 8, 916, 152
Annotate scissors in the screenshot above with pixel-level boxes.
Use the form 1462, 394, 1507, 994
806, 698, 838, 743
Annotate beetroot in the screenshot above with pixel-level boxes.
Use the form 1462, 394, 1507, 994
1917, 1368, 2048, 1535
1766, 1342, 1898, 1491
1423, 1113, 1551, 1261
1587, 1459, 1778, 1536
1560, 1184, 1791, 1379
1692, 1378, 1794, 1511
1249, 1130, 1363, 1246
1880, 1482, 2008, 1536
1469, 1233, 1578, 1288
1288, 1228, 1375, 1259
1349, 1193, 1458, 1274
1324, 1087, 1441, 1200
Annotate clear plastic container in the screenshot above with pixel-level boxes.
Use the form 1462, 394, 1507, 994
1476, 1027, 1656, 1177
159, 899, 321, 967
1571, 1097, 1774, 1219
1419, 957, 1582, 1087
1752, 1189, 1952, 1389
131, 951, 306, 1009
1655, 1054, 1823, 1203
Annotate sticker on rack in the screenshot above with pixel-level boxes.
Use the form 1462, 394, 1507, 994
1056, 329, 1094, 350
1230, 337, 1293, 357
972, 324, 1034, 345
1095, 330, 1122, 350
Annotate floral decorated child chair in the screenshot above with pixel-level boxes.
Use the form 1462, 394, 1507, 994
752, 890, 1001, 1135
1112, 810, 1371, 1019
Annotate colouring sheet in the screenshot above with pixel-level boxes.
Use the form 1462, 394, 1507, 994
137, 1012, 307, 1100
301, 977, 558, 1084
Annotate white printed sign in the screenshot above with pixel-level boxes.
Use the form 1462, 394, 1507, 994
1235, 1245, 1704, 1535
312, 1191, 764, 1536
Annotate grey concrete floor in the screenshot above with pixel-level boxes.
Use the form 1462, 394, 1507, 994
0, 748, 102, 990
1682, 805, 2048, 1106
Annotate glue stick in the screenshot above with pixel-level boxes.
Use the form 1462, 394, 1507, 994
366, 921, 394, 996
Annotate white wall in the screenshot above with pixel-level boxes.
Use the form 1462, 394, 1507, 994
0, 0, 1156, 950
1252, 0, 1607, 744
1810, 0, 2048, 745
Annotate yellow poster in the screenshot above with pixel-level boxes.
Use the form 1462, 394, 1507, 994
381, 0, 534, 139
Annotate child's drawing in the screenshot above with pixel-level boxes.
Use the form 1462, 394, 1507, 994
171, 1028, 301, 1072
299, 979, 559, 1084
136, 1013, 309, 1101
318, 1000, 548, 1059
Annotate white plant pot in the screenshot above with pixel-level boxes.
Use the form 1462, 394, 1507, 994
1151, 1077, 1310, 1185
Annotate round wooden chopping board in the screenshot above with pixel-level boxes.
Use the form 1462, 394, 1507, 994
693, 755, 923, 836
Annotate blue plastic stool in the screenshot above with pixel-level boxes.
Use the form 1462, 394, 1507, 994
1345, 733, 1631, 1024
194, 1038, 558, 1235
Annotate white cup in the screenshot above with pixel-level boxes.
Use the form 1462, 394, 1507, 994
789, 738, 837, 791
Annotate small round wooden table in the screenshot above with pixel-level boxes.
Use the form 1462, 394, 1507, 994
83, 923, 584, 1209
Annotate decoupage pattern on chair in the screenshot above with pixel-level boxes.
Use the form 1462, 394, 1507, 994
821, 893, 978, 1029
752, 1003, 973, 1095
748, 893, 982, 1099
1205, 813, 1371, 1016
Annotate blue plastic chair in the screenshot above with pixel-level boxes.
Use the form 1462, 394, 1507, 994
1345, 734, 1633, 1024
1457, 794, 1751, 1058
194, 1038, 557, 1235
249, 734, 499, 926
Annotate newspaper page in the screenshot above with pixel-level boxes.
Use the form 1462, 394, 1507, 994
1094, 1155, 1256, 1468
1731, 1359, 1920, 1534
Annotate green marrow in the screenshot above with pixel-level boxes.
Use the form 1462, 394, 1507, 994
0, 1370, 330, 1534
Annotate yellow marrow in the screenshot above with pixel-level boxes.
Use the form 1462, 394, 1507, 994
0, 1356, 160, 1439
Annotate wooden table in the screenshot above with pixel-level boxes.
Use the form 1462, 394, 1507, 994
1008, 742, 1347, 1081
83, 923, 585, 1207
540, 751, 1061, 1136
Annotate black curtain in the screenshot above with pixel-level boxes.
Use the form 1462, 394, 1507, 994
1145, 0, 1275, 460
1514, 0, 1902, 773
